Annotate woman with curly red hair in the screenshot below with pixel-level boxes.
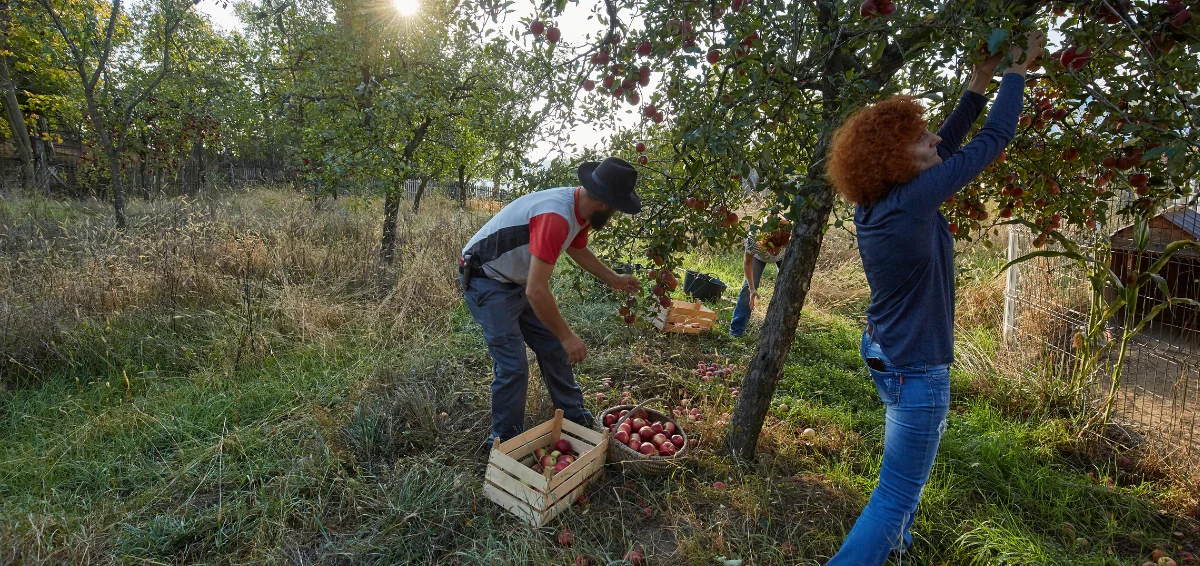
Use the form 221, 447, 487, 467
825, 31, 1045, 566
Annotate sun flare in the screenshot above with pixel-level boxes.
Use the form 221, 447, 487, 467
392, 0, 419, 17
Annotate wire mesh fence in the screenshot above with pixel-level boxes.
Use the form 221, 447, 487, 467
1002, 194, 1200, 467
399, 179, 507, 201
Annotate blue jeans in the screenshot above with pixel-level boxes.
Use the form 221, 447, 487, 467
729, 257, 779, 337
827, 331, 951, 566
463, 275, 593, 444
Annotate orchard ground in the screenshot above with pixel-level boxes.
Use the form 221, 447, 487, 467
1, 187, 1198, 565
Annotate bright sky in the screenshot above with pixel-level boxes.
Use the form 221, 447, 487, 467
193, 1, 1067, 163
193, 0, 636, 161
196, 0, 240, 32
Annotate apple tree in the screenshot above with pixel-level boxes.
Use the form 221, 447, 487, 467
240, 0, 554, 264
36, 0, 197, 228
498, 0, 1199, 458
968, 2, 1200, 431
0, 0, 78, 188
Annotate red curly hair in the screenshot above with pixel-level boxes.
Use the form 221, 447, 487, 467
827, 96, 928, 205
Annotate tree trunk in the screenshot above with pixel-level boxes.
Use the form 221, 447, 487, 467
457, 163, 467, 207
33, 115, 50, 193
380, 186, 400, 265
190, 138, 206, 194
0, 56, 33, 185
724, 157, 836, 458
724, 1, 866, 460
81, 78, 122, 226
196, 137, 207, 193
377, 115, 432, 263
108, 150, 127, 229
412, 177, 429, 213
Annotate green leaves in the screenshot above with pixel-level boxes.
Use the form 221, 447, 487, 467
986, 28, 1010, 56
1133, 218, 1150, 252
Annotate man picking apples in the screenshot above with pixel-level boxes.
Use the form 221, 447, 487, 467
460, 157, 642, 446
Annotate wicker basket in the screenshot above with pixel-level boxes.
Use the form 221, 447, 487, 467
595, 398, 689, 476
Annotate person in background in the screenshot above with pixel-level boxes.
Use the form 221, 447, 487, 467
729, 219, 791, 337
823, 31, 1045, 565
459, 157, 642, 447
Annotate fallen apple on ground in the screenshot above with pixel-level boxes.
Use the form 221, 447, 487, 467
557, 528, 574, 546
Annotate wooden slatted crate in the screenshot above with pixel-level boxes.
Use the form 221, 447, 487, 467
483, 409, 609, 527
653, 299, 718, 333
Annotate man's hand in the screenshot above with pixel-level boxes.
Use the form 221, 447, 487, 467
565, 247, 639, 294
562, 333, 588, 364
610, 274, 640, 293
527, 256, 587, 364
749, 291, 760, 310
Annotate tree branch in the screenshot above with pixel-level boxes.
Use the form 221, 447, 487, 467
35, 0, 89, 81
90, 0, 122, 91
118, 4, 189, 151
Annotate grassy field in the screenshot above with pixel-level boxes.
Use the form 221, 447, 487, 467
1, 187, 1197, 565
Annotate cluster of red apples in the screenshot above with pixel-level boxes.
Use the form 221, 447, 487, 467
528, 438, 582, 476
602, 407, 684, 457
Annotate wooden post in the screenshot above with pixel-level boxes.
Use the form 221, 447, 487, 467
1003, 226, 1020, 343
550, 409, 564, 444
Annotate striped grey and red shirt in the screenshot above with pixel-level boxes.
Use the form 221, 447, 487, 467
461, 187, 590, 285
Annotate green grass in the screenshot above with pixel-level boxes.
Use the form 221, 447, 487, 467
1, 191, 1195, 565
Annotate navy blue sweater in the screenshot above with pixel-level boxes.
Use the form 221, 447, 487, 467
855, 73, 1025, 367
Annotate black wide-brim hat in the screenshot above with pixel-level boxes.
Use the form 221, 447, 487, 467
578, 157, 641, 214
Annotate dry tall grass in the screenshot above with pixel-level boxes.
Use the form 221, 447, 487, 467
806, 226, 870, 315
0, 187, 486, 382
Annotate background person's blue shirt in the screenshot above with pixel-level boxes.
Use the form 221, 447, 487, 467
855, 73, 1024, 367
